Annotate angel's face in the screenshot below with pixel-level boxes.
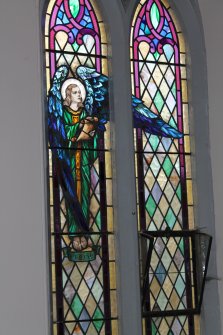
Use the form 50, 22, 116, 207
71, 87, 82, 104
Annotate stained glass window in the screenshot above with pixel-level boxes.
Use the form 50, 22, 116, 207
130, 0, 197, 334
44, 1, 118, 334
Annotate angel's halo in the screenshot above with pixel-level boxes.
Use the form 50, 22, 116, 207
61, 78, 86, 102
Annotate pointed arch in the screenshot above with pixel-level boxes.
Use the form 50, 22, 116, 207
44, 1, 118, 334
131, 0, 197, 333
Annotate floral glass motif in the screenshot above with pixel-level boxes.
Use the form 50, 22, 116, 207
45, 1, 118, 334
131, 0, 196, 334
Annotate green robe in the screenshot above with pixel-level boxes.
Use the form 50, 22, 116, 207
63, 106, 98, 237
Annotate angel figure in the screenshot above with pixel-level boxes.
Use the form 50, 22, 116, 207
48, 66, 109, 258
48, 65, 182, 260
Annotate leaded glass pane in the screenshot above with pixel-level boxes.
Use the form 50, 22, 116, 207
131, 0, 196, 334
45, 1, 118, 334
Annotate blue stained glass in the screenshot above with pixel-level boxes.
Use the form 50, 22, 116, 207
60, 3, 64, 11
162, 137, 172, 151
153, 38, 159, 46
139, 29, 144, 36
80, 310, 90, 331
84, 15, 91, 23
152, 182, 162, 203
84, 7, 90, 16
72, 27, 78, 37
175, 275, 185, 297
164, 19, 170, 32
145, 26, 151, 35
58, 11, 63, 19
62, 15, 69, 24
57, 5, 70, 25
163, 44, 174, 61
141, 22, 146, 31
81, 19, 88, 26
155, 263, 166, 285
160, 30, 167, 37
56, 18, 62, 25
87, 23, 93, 29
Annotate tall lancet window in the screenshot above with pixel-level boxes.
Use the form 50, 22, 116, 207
44, 1, 118, 334
131, 0, 197, 334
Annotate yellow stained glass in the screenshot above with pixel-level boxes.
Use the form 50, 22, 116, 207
182, 79, 188, 103
187, 180, 194, 205
184, 135, 191, 153
109, 262, 117, 290
107, 207, 114, 231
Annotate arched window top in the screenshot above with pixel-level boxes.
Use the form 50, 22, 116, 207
45, 0, 107, 77
131, 0, 186, 65
130, 0, 198, 333
45, 1, 118, 334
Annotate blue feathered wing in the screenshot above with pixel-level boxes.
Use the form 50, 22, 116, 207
132, 96, 183, 138
76, 66, 183, 138
76, 66, 109, 131
48, 65, 89, 232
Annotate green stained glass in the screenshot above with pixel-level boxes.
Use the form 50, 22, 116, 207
171, 82, 176, 97
153, 50, 160, 61
149, 134, 160, 151
93, 308, 104, 331
146, 195, 156, 217
179, 238, 184, 254
165, 208, 176, 228
154, 90, 164, 112
95, 212, 101, 230
176, 184, 182, 200
72, 41, 79, 52
152, 321, 157, 334
163, 156, 173, 177
71, 295, 83, 318
69, 0, 79, 18
150, 3, 160, 29
168, 117, 177, 129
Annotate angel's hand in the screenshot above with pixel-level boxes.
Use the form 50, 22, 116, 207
85, 116, 99, 124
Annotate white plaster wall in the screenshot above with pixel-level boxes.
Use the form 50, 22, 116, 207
0, 0, 49, 334
198, 0, 223, 332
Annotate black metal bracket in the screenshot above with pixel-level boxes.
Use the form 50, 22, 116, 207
140, 229, 212, 317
